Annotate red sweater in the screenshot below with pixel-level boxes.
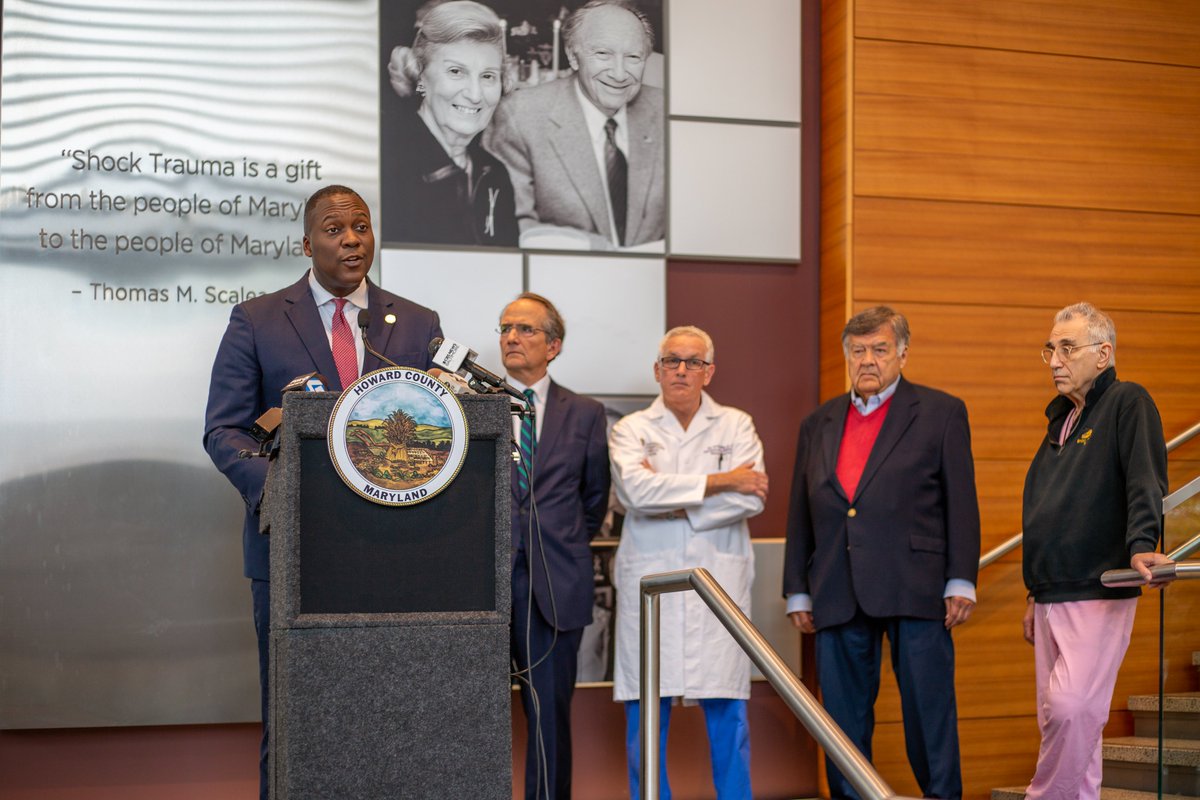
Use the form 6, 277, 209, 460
836, 397, 892, 501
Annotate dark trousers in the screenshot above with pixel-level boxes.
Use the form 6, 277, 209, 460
512, 554, 584, 800
251, 578, 270, 800
816, 609, 962, 800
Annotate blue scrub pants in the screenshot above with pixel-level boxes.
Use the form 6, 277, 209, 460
624, 697, 751, 800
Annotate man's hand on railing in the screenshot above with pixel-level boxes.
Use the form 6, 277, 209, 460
788, 611, 815, 634
944, 596, 974, 629
1023, 597, 1035, 645
1131, 552, 1174, 588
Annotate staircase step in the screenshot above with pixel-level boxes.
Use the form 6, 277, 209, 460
1129, 692, 1200, 739
993, 787, 1193, 800
1129, 692, 1200, 714
1103, 737, 1200, 795
1104, 736, 1200, 766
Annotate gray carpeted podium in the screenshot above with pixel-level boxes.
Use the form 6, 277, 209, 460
264, 391, 512, 799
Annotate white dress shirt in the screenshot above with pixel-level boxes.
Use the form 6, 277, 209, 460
507, 372, 551, 442
307, 269, 367, 375
574, 81, 629, 249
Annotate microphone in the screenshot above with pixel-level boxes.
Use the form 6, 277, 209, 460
357, 309, 401, 369
281, 372, 327, 393
428, 337, 528, 404
236, 373, 329, 458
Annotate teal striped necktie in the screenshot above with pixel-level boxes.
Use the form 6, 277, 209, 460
517, 388, 536, 494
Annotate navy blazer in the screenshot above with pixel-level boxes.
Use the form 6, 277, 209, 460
782, 379, 981, 629
203, 273, 442, 581
513, 381, 610, 632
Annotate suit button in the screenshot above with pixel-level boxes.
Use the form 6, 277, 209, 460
847, 508, 857, 518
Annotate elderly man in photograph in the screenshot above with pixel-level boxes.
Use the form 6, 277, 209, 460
485, 0, 664, 250
783, 306, 980, 800
1022, 302, 1171, 800
203, 185, 442, 800
500, 292, 610, 800
609, 325, 768, 800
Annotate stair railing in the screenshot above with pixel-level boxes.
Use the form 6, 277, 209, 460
638, 567, 917, 800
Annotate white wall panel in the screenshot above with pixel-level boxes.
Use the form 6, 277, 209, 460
528, 255, 664, 395
669, 121, 800, 261
378, 249, 522, 374
668, 0, 801, 123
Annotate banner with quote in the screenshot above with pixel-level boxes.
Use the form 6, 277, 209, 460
0, 0, 379, 728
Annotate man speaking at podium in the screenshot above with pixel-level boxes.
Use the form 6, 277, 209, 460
500, 292, 610, 800
203, 184, 442, 800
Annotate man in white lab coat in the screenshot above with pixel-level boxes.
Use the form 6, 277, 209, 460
609, 325, 768, 800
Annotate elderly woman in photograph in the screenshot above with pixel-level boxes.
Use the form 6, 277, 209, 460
386, 0, 518, 247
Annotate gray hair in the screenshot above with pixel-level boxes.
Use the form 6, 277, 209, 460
562, 0, 654, 59
659, 325, 714, 363
842, 306, 911, 355
389, 1, 505, 98
1054, 301, 1117, 362
509, 292, 566, 344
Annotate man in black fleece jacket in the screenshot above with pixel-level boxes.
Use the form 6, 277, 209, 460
1021, 301, 1171, 800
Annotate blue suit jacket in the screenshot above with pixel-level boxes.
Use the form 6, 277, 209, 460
203, 273, 442, 581
513, 380, 610, 632
782, 379, 981, 629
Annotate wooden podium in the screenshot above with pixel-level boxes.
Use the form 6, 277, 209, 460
264, 391, 512, 799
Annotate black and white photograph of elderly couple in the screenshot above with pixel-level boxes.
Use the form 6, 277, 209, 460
379, 0, 666, 253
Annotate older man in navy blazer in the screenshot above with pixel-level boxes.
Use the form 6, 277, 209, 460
500, 292, 610, 800
783, 306, 981, 800
203, 185, 441, 800
485, 0, 664, 250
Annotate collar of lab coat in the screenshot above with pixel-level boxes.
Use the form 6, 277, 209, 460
647, 390, 720, 440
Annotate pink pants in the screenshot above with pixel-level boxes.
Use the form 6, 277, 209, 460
1025, 598, 1138, 800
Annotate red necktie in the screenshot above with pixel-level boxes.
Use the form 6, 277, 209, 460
331, 298, 359, 389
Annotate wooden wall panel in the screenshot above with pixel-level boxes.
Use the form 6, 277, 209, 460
822, 0, 1199, 795
820, 0, 853, 400
854, 198, 1200, 313
1164, 578, 1200, 694
854, 41, 1200, 214
865, 303, 1200, 462
855, 0, 1200, 68
868, 715, 1042, 799
1165, 458, 1200, 555
974, 461, 1027, 556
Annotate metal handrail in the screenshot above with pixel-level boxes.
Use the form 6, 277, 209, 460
1100, 559, 1200, 587
1164, 475, 1200, 516
978, 421, 1200, 571
1167, 420, 1200, 453
1169, 531, 1200, 562
639, 568, 914, 800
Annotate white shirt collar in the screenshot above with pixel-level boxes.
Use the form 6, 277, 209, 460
573, 79, 630, 148
507, 373, 551, 440
307, 269, 368, 310
507, 372, 551, 401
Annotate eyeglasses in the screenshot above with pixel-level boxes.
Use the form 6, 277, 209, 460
497, 323, 547, 338
659, 356, 710, 371
1040, 342, 1105, 364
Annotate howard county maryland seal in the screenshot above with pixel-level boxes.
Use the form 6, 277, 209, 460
327, 368, 468, 505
